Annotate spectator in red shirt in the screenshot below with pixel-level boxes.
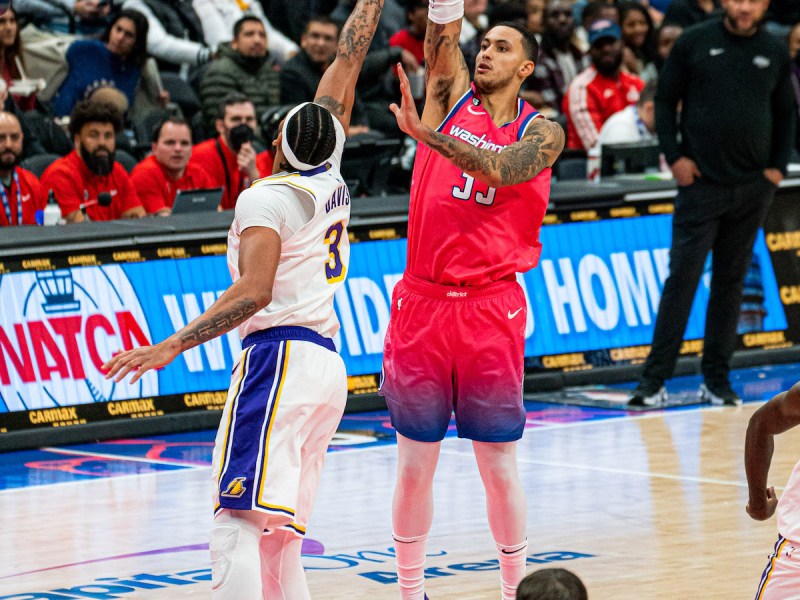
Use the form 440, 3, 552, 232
40, 100, 145, 223
130, 116, 213, 216
0, 111, 41, 226
563, 19, 644, 151
188, 92, 264, 210
390, 0, 428, 69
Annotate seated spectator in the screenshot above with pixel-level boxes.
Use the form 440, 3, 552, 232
564, 19, 644, 151
40, 100, 145, 223
121, 0, 214, 74
260, 0, 340, 45
527, 0, 588, 122
390, 0, 427, 72
0, 7, 39, 112
460, 0, 488, 50
189, 92, 266, 210
281, 17, 371, 136
599, 80, 656, 145
0, 111, 42, 227
50, 9, 166, 118
199, 16, 280, 137
192, 0, 298, 64
654, 22, 682, 72
130, 116, 213, 216
575, 1, 619, 52
662, 0, 721, 28
526, 0, 545, 41
14, 0, 112, 37
516, 568, 587, 600
619, 1, 658, 83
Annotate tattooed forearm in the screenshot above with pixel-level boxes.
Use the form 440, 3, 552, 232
420, 118, 565, 187
315, 95, 345, 116
178, 299, 259, 349
337, 0, 383, 61
425, 24, 468, 109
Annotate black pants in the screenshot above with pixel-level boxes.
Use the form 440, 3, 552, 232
640, 177, 776, 387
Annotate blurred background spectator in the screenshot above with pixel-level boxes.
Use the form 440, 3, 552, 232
0, 6, 39, 111
0, 111, 42, 227
619, 1, 658, 83
199, 15, 279, 138
662, 0, 721, 28
599, 79, 656, 145
655, 22, 683, 71
14, 0, 112, 36
261, 0, 339, 45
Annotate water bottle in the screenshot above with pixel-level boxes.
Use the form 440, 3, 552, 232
43, 190, 61, 226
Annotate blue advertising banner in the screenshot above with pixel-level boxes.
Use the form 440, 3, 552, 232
0, 214, 787, 414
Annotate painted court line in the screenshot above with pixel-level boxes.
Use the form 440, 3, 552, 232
40, 447, 208, 469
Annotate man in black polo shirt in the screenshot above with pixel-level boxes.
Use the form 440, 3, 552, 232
629, 0, 796, 407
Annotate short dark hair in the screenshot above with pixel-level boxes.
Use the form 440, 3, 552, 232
102, 9, 149, 67
283, 103, 337, 169
69, 100, 123, 137
516, 568, 588, 600
581, 1, 618, 28
152, 116, 190, 143
303, 15, 340, 36
218, 92, 254, 120
233, 15, 265, 39
489, 0, 527, 28
404, 0, 428, 15
638, 80, 657, 105
490, 21, 540, 62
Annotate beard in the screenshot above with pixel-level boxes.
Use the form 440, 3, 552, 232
80, 143, 115, 176
474, 70, 518, 95
0, 149, 21, 170
595, 52, 623, 77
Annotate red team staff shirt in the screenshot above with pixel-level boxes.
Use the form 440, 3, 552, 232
0, 167, 43, 226
130, 155, 214, 213
406, 84, 551, 286
39, 150, 143, 221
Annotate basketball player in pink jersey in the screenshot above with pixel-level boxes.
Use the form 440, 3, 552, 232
746, 382, 800, 600
102, 0, 384, 597
379, 1, 565, 597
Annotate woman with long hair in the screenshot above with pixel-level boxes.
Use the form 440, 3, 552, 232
618, 0, 658, 83
0, 7, 37, 111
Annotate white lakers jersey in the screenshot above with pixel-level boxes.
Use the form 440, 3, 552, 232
227, 118, 349, 340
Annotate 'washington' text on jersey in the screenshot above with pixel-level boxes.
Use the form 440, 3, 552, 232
448, 125, 507, 152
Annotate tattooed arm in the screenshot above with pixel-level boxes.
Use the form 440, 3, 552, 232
391, 65, 565, 187
314, 0, 384, 133
421, 17, 471, 129
102, 227, 282, 384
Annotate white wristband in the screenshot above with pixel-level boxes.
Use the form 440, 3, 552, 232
428, 0, 464, 24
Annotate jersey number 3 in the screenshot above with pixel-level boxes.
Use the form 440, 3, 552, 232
325, 221, 346, 284
452, 173, 496, 206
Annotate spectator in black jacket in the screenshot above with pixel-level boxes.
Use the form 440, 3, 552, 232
629, 0, 796, 408
662, 0, 721, 28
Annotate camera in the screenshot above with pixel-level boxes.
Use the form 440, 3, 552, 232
229, 123, 254, 153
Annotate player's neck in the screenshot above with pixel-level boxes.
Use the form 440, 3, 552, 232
476, 86, 521, 128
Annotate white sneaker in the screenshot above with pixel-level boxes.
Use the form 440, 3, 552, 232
699, 383, 742, 406
628, 385, 667, 407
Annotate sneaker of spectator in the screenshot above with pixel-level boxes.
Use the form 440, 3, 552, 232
526, 0, 588, 123
563, 18, 644, 151
192, 0, 298, 64
280, 17, 372, 138
618, 1, 658, 84
121, 0, 213, 74
49, 9, 164, 119
14, 0, 114, 37
199, 15, 280, 139
40, 99, 145, 223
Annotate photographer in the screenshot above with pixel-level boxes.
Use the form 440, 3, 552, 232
188, 92, 265, 210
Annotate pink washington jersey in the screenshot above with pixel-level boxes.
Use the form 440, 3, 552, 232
406, 83, 552, 286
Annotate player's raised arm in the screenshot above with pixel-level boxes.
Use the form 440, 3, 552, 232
421, 0, 471, 128
745, 383, 800, 521
391, 64, 565, 187
314, 0, 384, 133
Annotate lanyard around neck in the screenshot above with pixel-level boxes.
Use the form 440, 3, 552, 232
0, 170, 22, 226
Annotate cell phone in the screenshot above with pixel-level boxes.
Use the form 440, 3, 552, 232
229, 124, 254, 153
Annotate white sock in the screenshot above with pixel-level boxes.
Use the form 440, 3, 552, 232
210, 513, 264, 600
260, 528, 310, 600
394, 532, 427, 600
496, 539, 527, 600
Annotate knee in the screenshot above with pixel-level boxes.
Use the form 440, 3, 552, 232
209, 512, 263, 591
396, 461, 435, 492
481, 466, 519, 495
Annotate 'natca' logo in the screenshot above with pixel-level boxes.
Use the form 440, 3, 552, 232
221, 477, 247, 498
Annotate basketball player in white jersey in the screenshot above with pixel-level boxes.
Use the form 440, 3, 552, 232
746, 382, 800, 599
101, 0, 385, 596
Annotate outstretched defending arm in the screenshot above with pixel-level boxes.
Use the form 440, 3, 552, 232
745, 383, 800, 521
314, 0, 384, 133
391, 64, 565, 187
421, 0, 471, 129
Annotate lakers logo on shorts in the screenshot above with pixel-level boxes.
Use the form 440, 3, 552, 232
221, 477, 247, 498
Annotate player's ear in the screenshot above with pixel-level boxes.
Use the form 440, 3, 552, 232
273, 130, 282, 148
519, 59, 535, 79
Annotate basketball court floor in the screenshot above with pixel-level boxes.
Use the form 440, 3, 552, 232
3, 363, 800, 599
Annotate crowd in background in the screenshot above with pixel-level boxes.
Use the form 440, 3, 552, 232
0, 0, 798, 225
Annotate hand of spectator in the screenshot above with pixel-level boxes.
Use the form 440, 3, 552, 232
390, 64, 426, 141
671, 157, 700, 186
238, 142, 259, 180
158, 90, 170, 108
400, 49, 420, 73
74, 0, 110, 20
763, 168, 783, 186
622, 46, 639, 74
746, 486, 778, 521
348, 125, 370, 137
